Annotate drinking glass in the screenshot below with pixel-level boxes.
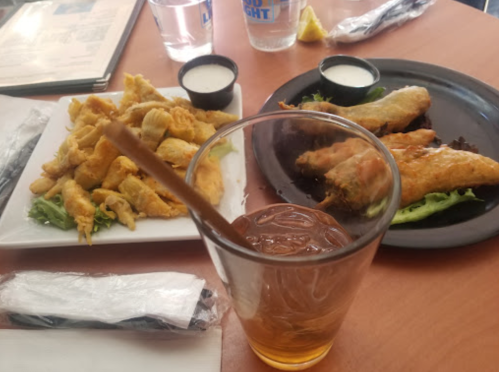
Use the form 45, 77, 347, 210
185, 111, 401, 370
147, 0, 213, 62
241, 0, 302, 52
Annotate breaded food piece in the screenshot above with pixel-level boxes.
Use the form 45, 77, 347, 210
103, 195, 138, 230
118, 74, 172, 115
280, 86, 431, 134
62, 180, 95, 245
193, 120, 216, 145
118, 101, 175, 126
156, 137, 199, 168
29, 176, 57, 195
169, 107, 196, 142
142, 175, 182, 204
75, 120, 106, 149
91, 188, 127, 204
44, 172, 73, 200
42, 135, 87, 178
296, 137, 372, 176
194, 156, 224, 205
118, 175, 180, 218
391, 145, 499, 207
380, 129, 436, 149
74, 136, 121, 190
172, 97, 239, 129
141, 108, 171, 151
318, 147, 391, 211
102, 156, 139, 190
70, 95, 117, 131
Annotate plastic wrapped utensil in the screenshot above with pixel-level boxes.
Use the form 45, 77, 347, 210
327, 0, 436, 44
0, 271, 227, 333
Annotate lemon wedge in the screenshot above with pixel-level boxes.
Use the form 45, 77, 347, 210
297, 5, 327, 42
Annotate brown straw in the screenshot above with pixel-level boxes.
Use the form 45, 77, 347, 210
104, 120, 251, 249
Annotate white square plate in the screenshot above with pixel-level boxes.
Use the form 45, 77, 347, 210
0, 84, 245, 249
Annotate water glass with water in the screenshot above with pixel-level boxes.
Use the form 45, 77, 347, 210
148, 0, 213, 62
241, 0, 302, 52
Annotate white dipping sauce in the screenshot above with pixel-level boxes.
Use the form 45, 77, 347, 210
323, 64, 374, 87
182, 64, 235, 93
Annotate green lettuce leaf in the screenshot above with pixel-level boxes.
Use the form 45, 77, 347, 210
391, 188, 482, 225
359, 87, 386, 104
301, 91, 332, 103
93, 205, 114, 232
209, 141, 237, 159
28, 194, 76, 230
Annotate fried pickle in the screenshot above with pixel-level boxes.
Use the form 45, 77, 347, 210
101, 156, 139, 190
156, 137, 199, 168
62, 180, 95, 245
118, 175, 180, 218
74, 136, 121, 190
141, 108, 171, 151
194, 156, 224, 205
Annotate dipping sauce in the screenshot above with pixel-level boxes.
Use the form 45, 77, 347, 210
231, 203, 352, 256
322, 64, 374, 87
182, 64, 235, 93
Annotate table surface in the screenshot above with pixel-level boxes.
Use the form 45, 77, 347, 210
2, 0, 499, 371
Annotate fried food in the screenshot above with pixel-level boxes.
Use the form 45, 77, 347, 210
101, 156, 139, 190
141, 108, 171, 151
380, 129, 436, 149
42, 134, 87, 178
70, 95, 117, 132
118, 175, 180, 218
118, 101, 175, 126
74, 136, 120, 190
29, 73, 239, 245
172, 97, 239, 129
62, 180, 95, 245
392, 145, 499, 207
29, 176, 56, 195
44, 172, 73, 200
280, 86, 431, 134
318, 146, 391, 211
156, 137, 200, 168
169, 107, 196, 142
194, 156, 224, 205
193, 120, 216, 145
296, 137, 372, 176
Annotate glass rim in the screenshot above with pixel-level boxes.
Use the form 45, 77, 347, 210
186, 110, 402, 266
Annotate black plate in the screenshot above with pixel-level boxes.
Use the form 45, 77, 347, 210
254, 58, 499, 249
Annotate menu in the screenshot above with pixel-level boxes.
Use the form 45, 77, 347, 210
0, 0, 144, 96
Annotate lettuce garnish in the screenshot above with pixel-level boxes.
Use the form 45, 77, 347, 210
93, 205, 114, 232
28, 194, 76, 230
359, 87, 386, 104
209, 141, 237, 159
29, 194, 114, 233
391, 188, 482, 225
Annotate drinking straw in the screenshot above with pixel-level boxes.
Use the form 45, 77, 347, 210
104, 120, 251, 249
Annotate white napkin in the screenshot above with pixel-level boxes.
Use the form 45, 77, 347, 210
0, 328, 222, 372
0, 271, 206, 329
0, 95, 55, 212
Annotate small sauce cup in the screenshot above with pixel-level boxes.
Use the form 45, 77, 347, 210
318, 55, 380, 106
178, 55, 238, 110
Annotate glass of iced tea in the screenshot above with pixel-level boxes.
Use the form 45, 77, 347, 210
185, 111, 401, 370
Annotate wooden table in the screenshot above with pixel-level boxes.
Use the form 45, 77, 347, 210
2, 0, 499, 371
